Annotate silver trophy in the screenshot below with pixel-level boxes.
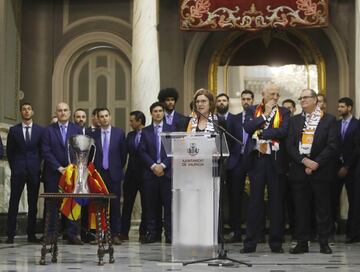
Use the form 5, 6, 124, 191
67, 134, 96, 194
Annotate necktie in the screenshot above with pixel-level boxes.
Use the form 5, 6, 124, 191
155, 125, 161, 163
25, 126, 30, 143
135, 131, 141, 149
341, 120, 348, 139
60, 125, 67, 145
102, 130, 109, 170
242, 113, 248, 153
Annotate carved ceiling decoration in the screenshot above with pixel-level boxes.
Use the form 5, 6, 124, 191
180, 0, 328, 31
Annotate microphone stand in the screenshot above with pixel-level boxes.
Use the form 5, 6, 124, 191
183, 110, 251, 267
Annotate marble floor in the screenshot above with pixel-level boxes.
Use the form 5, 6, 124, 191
0, 235, 359, 272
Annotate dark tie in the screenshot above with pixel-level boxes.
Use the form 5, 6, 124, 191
155, 125, 161, 163
25, 126, 30, 143
102, 131, 109, 170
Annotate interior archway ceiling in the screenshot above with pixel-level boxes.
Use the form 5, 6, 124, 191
180, 0, 328, 31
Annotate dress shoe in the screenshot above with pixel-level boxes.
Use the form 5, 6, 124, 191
141, 234, 157, 244
118, 234, 129, 241
271, 247, 284, 253
240, 247, 256, 253
5, 237, 14, 244
112, 236, 122, 245
68, 236, 84, 245
258, 235, 266, 243
289, 243, 309, 254
138, 234, 146, 243
320, 244, 332, 254
27, 235, 41, 243
225, 231, 242, 243
165, 237, 172, 244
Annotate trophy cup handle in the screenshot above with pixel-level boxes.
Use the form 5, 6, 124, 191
91, 143, 96, 162
67, 141, 71, 165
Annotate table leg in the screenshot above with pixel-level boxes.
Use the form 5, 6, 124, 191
105, 201, 114, 263
96, 205, 105, 266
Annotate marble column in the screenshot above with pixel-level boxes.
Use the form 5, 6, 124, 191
356, 1, 360, 116
131, 0, 160, 125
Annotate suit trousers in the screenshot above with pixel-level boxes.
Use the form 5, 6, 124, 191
100, 169, 122, 236
120, 170, 146, 236
291, 176, 332, 244
244, 155, 283, 250
143, 175, 172, 239
227, 160, 247, 232
7, 172, 40, 237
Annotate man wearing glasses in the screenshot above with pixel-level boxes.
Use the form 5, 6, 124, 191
287, 89, 338, 254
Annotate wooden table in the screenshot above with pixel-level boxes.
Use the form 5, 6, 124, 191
39, 193, 116, 266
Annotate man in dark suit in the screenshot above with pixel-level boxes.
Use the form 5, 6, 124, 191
87, 108, 100, 134
287, 89, 338, 254
332, 97, 359, 243
42, 102, 83, 245
0, 138, 3, 159
73, 108, 87, 135
6, 102, 44, 244
119, 111, 146, 242
139, 102, 172, 244
158, 88, 186, 131
241, 83, 290, 253
92, 108, 126, 245
225, 90, 254, 243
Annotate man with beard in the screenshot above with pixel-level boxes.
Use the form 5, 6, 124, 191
73, 108, 87, 134
287, 89, 338, 254
332, 97, 359, 243
87, 108, 100, 133
6, 103, 44, 244
158, 88, 185, 131
225, 90, 254, 243
282, 99, 297, 117
216, 93, 233, 123
241, 83, 290, 253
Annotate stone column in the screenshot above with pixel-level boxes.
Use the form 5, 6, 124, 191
356, 1, 360, 116
131, 0, 160, 124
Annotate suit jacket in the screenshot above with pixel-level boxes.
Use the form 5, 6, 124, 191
42, 122, 83, 186
243, 105, 290, 174
7, 123, 44, 175
93, 127, 127, 182
338, 117, 359, 172
286, 112, 339, 181
138, 122, 172, 179
0, 135, 4, 159
227, 112, 245, 170
125, 130, 144, 173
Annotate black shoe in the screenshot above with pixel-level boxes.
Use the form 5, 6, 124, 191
27, 235, 41, 243
165, 237, 172, 244
112, 236, 122, 245
320, 244, 332, 254
139, 234, 146, 243
5, 237, 14, 244
289, 243, 309, 254
240, 247, 256, 253
271, 247, 284, 253
68, 236, 84, 245
258, 235, 266, 243
155, 234, 162, 242
225, 231, 242, 243
118, 234, 129, 241
141, 234, 157, 244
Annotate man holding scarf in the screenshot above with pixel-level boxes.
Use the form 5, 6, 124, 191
241, 82, 290, 253
287, 89, 338, 254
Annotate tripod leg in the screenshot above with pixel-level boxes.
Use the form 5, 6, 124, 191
183, 257, 218, 266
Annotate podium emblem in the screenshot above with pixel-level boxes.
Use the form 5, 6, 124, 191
187, 142, 199, 156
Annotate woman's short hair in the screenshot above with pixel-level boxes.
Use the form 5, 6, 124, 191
193, 88, 215, 114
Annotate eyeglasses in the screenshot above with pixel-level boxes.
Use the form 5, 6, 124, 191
298, 96, 314, 101
195, 99, 209, 104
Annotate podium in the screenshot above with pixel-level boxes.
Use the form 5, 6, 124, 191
161, 132, 229, 262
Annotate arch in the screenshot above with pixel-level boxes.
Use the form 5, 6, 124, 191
52, 31, 131, 113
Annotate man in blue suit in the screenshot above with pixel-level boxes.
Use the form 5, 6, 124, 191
119, 111, 146, 242
42, 102, 83, 245
332, 97, 359, 243
92, 108, 126, 245
6, 103, 44, 244
158, 88, 186, 131
241, 83, 290, 254
225, 90, 254, 243
139, 102, 172, 244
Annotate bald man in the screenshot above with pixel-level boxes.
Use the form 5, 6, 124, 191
42, 102, 83, 245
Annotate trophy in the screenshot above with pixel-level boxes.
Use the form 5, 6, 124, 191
67, 134, 96, 194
